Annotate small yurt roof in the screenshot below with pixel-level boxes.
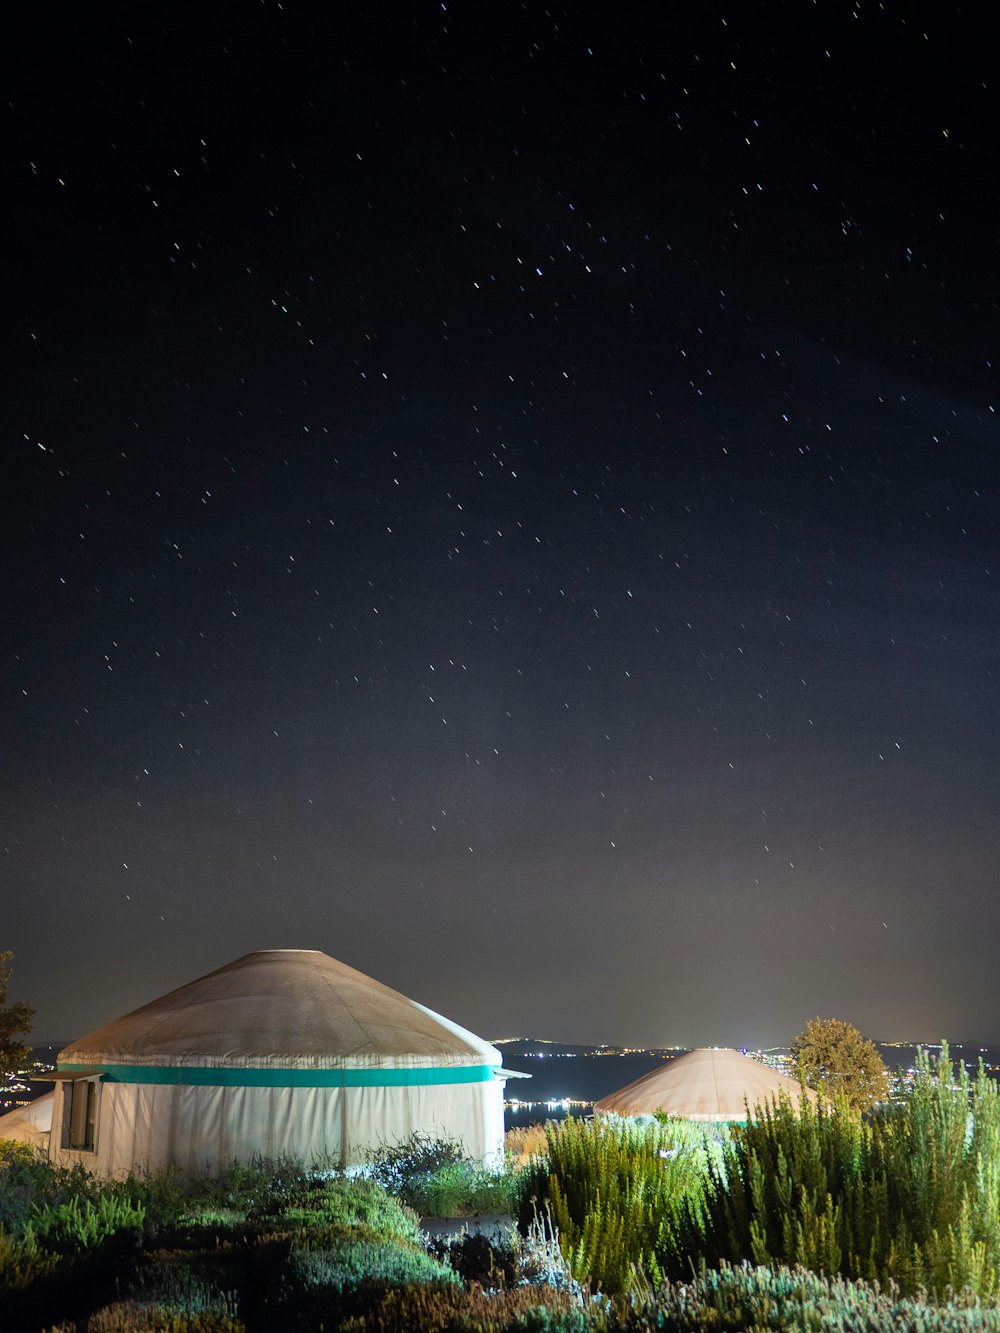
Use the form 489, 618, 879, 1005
0, 1090, 53, 1147
594, 1047, 816, 1120
58, 950, 502, 1071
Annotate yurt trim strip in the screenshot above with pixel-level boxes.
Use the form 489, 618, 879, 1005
57, 1062, 497, 1088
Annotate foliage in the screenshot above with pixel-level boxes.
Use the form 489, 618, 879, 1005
621, 1262, 1000, 1332
285, 1222, 456, 1290
45, 1263, 1000, 1332
366, 1133, 525, 1216
125, 1250, 241, 1316
517, 1203, 590, 1302
278, 1174, 423, 1239
410, 1160, 524, 1217
430, 1227, 521, 1287
28, 1192, 146, 1253
429, 1208, 589, 1297
522, 1115, 721, 1297
506, 1123, 550, 1164
0, 1142, 101, 1234
0, 951, 35, 1075
337, 1278, 585, 1332
70, 1304, 244, 1332
791, 1015, 890, 1113
672, 1047, 1000, 1298
0, 1228, 62, 1291
11, 1132, 1000, 1331
204, 1153, 314, 1225
0, 1138, 36, 1168
120, 1166, 190, 1236
244, 1223, 458, 1330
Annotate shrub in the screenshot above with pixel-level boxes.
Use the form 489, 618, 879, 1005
81, 1303, 244, 1332
339, 1279, 586, 1332
366, 1133, 525, 1217
506, 1124, 550, 1165
0, 1228, 62, 1292
517, 1205, 588, 1301
367, 1134, 468, 1199
279, 1175, 422, 1239
522, 1115, 719, 1296
0, 1138, 38, 1168
672, 1047, 1000, 1298
248, 1223, 457, 1329
117, 1166, 189, 1236
430, 1228, 521, 1287
0, 1141, 100, 1235
208, 1155, 314, 1224
173, 1206, 246, 1234
28, 1193, 146, 1254
628, 1262, 1000, 1332
409, 1160, 524, 1217
286, 1226, 455, 1291
127, 1251, 241, 1316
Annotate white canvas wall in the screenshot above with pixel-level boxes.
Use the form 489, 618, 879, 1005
49, 1075, 505, 1177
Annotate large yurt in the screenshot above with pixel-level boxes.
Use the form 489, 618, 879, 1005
594, 1047, 816, 1121
42, 949, 517, 1176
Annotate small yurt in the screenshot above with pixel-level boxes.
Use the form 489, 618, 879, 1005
594, 1047, 816, 1121
42, 949, 518, 1175
0, 1090, 54, 1151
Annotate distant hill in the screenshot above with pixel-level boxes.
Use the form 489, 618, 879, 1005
495, 1038, 685, 1106
874, 1041, 1000, 1071
494, 1037, 1000, 1110
494, 1037, 685, 1060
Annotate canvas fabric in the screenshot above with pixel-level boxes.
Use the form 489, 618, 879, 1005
0, 1090, 53, 1150
58, 950, 500, 1070
594, 1046, 816, 1120
48, 1077, 505, 1174
47, 950, 512, 1174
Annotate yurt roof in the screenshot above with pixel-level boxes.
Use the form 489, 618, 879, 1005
0, 1090, 53, 1146
58, 950, 502, 1071
593, 1046, 816, 1120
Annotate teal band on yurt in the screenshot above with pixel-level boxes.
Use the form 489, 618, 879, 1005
57, 1063, 498, 1088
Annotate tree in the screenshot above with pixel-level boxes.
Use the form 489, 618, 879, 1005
791, 1016, 890, 1113
0, 951, 35, 1074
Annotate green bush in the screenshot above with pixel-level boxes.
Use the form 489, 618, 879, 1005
245, 1223, 457, 1330
340, 1279, 586, 1332
77, 1302, 244, 1332
522, 1115, 720, 1296
673, 1047, 1000, 1298
286, 1224, 455, 1291
116, 1166, 190, 1235
0, 1140, 100, 1235
407, 1160, 524, 1217
0, 1228, 62, 1291
28, 1193, 146, 1254
173, 1206, 246, 1234
279, 1175, 423, 1239
52, 1265, 1000, 1332
207, 1154, 314, 1224
366, 1133, 525, 1217
627, 1262, 1000, 1332
126, 1251, 241, 1316
0, 1139, 38, 1169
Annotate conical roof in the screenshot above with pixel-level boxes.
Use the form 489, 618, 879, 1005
0, 1091, 53, 1147
593, 1047, 816, 1120
58, 950, 501, 1071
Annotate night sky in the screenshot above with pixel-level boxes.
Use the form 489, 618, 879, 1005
5, 3, 999, 1049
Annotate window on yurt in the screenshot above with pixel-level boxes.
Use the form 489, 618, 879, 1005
64, 1078, 99, 1152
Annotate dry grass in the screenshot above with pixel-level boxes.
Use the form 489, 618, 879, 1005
504, 1123, 549, 1166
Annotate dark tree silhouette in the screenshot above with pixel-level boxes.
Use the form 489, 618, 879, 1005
0, 951, 35, 1074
